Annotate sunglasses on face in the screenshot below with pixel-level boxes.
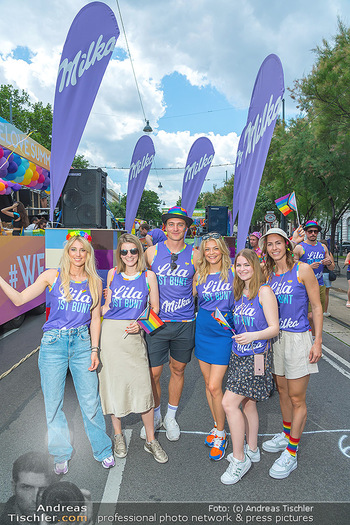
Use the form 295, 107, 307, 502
307, 229, 318, 234
170, 253, 178, 270
202, 232, 221, 241
120, 248, 138, 256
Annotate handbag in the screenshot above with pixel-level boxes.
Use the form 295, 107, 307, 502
328, 270, 337, 282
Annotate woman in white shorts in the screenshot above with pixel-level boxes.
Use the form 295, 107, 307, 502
259, 228, 322, 479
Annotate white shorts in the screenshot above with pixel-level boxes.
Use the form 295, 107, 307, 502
272, 330, 319, 380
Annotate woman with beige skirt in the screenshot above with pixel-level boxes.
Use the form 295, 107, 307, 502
99, 233, 168, 463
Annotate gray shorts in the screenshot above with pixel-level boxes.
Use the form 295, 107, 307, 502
272, 330, 318, 379
145, 321, 195, 367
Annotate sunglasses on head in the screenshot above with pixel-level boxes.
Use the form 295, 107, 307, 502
202, 232, 221, 241
307, 229, 318, 234
120, 248, 138, 256
170, 253, 178, 270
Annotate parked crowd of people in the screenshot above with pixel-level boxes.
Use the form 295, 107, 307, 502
0, 204, 344, 516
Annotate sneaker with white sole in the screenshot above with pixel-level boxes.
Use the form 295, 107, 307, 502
244, 444, 261, 463
221, 454, 252, 485
140, 417, 162, 440
144, 439, 168, 463
113, 433, 127, 458
323, 312, 331, 317
101, 455, 115, 469
269, 449, 297, 479
163, 415, 180, 441
54, 460, 68, 475
262, 432, 288, 453
204, 426, 217, 447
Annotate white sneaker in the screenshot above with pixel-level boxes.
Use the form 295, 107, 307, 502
163, 415, 180, 441
323, 312, 331, 317
262, 432, 288, 453
244, 444, 261, 463
221, 454, 252, 485
140, 417, 162, 440
269, 449, 297, 479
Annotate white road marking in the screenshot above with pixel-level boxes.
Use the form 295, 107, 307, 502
100, 429, 132, 503
322, 344, 350, 369
322, 354, 350, 380
0, 328, 19, 340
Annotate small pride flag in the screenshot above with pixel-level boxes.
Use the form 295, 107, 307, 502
288, 191, 297, 211
274, 193, 293, 216
137, 305, 164, 336
211, 308, 235, 333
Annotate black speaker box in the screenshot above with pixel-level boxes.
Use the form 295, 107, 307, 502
205, 206, 228, 236
62, 168, 107, 228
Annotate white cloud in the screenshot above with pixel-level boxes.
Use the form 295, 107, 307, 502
0, 0, 349, 208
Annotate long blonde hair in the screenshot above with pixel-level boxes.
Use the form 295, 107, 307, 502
116, 233, 146, 274
197, 234, 232, 285
233, 249, 265, 301
59, 235, 101, 309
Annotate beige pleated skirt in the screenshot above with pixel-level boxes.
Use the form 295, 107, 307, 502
99, 319, 154, 417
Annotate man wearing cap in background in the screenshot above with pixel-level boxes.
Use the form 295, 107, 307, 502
293, 220, 333, 334
140, 206, 199, 442
249, 231, 264, 261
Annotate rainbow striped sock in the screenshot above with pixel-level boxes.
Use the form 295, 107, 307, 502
283, 421, 291, 438
286, 435, 300, 457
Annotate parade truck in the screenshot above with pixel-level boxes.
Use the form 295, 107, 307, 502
0, 234, 46, 329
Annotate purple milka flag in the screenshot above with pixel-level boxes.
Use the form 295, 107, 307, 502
181, 137, 214, 218
125, 135, 155, 233
231, 126, 246, 234
235, 55, 284, 251
49, 2, 119, 221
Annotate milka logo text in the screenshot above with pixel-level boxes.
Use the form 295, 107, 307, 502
129, 153, 154, 180
184, 153, 214, 183
236, 94, 282, 167
58, 35, 116, 93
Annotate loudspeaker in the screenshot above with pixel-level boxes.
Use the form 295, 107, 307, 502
205, 206, 228, 236
62, 168, 107, 228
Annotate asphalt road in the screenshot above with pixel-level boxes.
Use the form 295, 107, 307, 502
0, 289, 349, 522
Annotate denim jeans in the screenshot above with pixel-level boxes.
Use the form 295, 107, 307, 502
38, 325, 112, 463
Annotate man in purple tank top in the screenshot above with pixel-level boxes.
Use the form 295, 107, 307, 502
294, 220, 333, 335
140, 206, 199, 442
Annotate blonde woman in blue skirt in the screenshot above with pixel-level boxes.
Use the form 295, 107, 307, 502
194, 233, 234, 461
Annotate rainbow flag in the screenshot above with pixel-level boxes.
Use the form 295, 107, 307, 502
211, 308, 235, 333
275, 193, 293, 216
137, 305, 164, 336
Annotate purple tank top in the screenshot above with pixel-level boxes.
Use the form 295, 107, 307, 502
232, 286, 269, 356
299, 241, 325, 285
197, 267, 234, 312
150, 241, 195, 321
268, 263, 310, 333
43, 271, 92, 332
103, 270, 149, 320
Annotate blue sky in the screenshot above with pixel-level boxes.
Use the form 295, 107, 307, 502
1, 0, 350, 207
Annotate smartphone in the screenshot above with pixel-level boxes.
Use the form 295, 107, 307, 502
254, 354, 265, 376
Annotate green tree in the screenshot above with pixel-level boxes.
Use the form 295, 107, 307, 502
110, 189, 162, 225
0, 84, 89, 167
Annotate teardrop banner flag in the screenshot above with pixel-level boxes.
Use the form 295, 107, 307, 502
125, 135, 155, 233
181, 137, 215, 218
231, 126, 246, 234
49, 2, 120, 221
235, 54, 285, 251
